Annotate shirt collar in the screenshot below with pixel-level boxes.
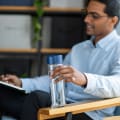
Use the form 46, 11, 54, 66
90, 30, 119, 51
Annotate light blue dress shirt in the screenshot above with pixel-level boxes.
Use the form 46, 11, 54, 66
21, 30, 120, 120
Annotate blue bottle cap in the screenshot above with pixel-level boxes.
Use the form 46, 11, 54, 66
54, 55, 63, 64
47, 55, 54, 64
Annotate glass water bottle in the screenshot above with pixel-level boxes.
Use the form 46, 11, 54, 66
47, 55, 66, 108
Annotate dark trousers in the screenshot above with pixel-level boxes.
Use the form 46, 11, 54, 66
0, 87, 92, 120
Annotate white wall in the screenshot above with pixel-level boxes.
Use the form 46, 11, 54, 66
50, 0, 86, 8
0, 14, 32, 48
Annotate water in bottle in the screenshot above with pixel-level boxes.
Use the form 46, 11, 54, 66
47, 55, 66, 108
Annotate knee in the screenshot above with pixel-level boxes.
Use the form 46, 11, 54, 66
27, 90, 51, 107
30, 90, 50, 99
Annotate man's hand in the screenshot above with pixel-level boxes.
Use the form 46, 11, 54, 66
51, 65, 87, 87
0, 74, 22, 87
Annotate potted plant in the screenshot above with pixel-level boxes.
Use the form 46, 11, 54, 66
32, 0, 45, 47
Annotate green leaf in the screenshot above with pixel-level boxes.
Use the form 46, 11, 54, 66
32, 0, 46, 43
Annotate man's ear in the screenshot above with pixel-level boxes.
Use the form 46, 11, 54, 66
112, 16, 119, 27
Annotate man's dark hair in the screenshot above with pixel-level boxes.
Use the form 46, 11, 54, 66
99, 0, 120, 18
88, 0, 120, 26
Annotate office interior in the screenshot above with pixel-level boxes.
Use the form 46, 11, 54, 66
0, 0, 120, 78
1, 1, 120, 120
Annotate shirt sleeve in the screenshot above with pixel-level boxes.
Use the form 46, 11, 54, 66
20, 52, 71, 94
63, 52, 71, 65
84, 73, 120, 98
84, 49, 120, 98
21, 75, 50, 93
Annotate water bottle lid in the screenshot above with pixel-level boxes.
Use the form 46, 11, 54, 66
47, 55, 54, 64
47, 55, 63, 64
54, 55, 63, 64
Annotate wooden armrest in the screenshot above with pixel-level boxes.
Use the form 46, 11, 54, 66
104, 116, 120, 120
38, 97, 120, 120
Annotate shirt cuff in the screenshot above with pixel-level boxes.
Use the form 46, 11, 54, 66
21, 78, 32, 93
83, 73, 97, 93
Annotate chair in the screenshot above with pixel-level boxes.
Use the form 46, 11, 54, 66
38, 97, 120, 120
1, 97, 120, 120
104, 116, 120, 120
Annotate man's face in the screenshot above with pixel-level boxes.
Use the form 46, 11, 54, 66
84, 1, 117, 40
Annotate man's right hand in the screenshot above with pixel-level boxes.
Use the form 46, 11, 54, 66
0, 74, 22, 87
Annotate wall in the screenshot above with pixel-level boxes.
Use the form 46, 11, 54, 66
116, 22, 120, 35
0, 14, 32, 48
50, 0, 86, 8
0, 0, 86, 76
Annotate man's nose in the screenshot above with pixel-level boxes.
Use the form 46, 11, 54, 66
84, 15, 92, 23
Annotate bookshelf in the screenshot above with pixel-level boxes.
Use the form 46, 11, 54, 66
0, 6, 83, 13
0, 6, 84, 75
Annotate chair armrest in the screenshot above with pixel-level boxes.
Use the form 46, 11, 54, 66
38, 97, 120, 120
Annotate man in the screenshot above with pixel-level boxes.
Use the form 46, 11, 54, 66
0, 0, 120, 120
